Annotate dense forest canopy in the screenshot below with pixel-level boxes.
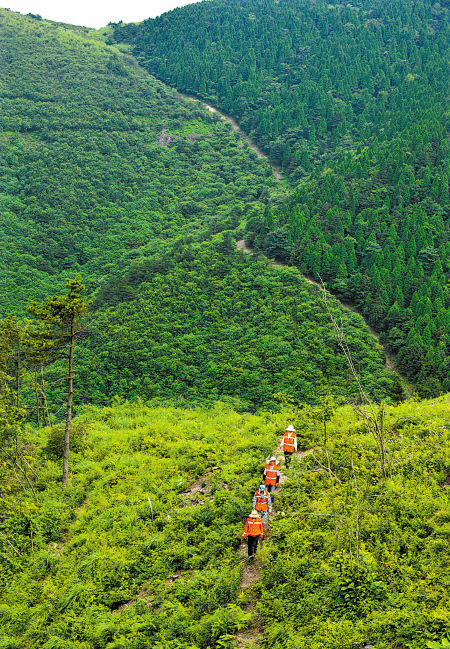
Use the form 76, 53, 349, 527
77, 237, 401, 409
0, 7, 401, 415
0, 8, 281, 313
113, 0, 449, 396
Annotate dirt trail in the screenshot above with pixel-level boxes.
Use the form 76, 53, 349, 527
237, 240, 407, 385
181, 93, 283, 183
236, 443, 313, 647
302, 276, 402, 378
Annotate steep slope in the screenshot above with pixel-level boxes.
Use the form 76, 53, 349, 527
0, 8, 281, 313
0, 8, 402, 414
76, 236, 401, 409
113, 0, 449, 395
0, 402, 279, 649
1, 397, 448, 648
261, 395, 449, 649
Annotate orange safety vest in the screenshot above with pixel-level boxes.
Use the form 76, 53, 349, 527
255, 489, 270, 511
283, 432, 296, 453
244, 517, 264, 538
264, 462, 278, 486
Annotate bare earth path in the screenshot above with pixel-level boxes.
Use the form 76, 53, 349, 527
180, 93, 283, 183
236, 443, 314, 647
236, 240, 410, 388
179, 93, 404, 384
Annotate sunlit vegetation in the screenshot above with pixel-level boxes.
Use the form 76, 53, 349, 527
1, 397, 448, 648
0, 5, 448, 648
0, 401, 278, 648
262, 395, 449, 649
114, 0, 449, 395
0, 8, 280, 314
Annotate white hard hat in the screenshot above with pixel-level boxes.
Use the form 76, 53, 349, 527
250, 509, 260, 518
269, 456, 277, 462
286, 424, 296, 432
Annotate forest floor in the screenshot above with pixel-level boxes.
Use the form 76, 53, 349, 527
236, 443, 313, 647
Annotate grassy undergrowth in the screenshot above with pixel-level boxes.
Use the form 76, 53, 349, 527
261, 395, 449, 649
0, 402, 279, 649
1, 396, 448, 648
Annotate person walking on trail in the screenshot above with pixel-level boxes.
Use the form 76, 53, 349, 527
282, 424, 297, 469
253, 483, 272, 527
243, 509, 264, 558
263, 456, 280, 494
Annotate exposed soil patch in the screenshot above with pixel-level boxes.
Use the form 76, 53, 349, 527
236, 239, 252, 254
180, 467, 222, 506
183, 474, 211, 496
115, 587, 153, 613
239, 552, 262, 589
236, 621, 263, 649
166, 569, 191, 584
157, 129, 175, 146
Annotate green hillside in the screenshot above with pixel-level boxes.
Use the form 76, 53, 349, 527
262, 395, 449, 649
0, 8, 402, 414
0, 402, 277, 648
113, 0, 449, 395
77, 237, 401, 409
0, 8, 280, 313
1, 397, 448, 648
0, 5, 449, 649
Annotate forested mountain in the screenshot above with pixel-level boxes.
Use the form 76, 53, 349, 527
0, 6, 449, 649
0, 7, 399, 414
113, 0, 449, 396
0, 8, 281, 313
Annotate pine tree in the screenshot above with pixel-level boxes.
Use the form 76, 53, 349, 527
28, 277, 89, 486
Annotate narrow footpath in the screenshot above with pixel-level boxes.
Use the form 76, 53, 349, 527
181, 93, 283, 183
181, 93, 406, 387
236, 440, 314, 648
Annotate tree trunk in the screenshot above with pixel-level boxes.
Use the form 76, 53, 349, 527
62, 318, 74, 487
16, 340, 21, 408
41, 365, 51, 427
34, 370, 41, 428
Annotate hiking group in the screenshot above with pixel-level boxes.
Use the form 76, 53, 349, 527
242, 424, 297, 558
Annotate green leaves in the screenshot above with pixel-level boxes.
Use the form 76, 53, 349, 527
427, 640, 450, 649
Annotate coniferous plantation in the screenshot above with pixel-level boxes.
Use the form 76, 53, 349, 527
0, 3, 449, 649
114, 0, 449, 396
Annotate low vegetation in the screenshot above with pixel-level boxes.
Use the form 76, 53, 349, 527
1, 396, 448, 648
262, 396, 449, 649
0, 401, 278, 648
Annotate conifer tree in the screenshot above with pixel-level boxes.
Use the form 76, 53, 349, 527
28, 277, 89, 486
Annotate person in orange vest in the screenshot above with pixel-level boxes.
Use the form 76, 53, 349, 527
281, 424, 297, 469
252, 483, 272, 526
262, 456, 280, 494
243, 509, 264, 557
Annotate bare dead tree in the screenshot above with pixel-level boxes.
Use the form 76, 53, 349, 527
320, 280, 392, 480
